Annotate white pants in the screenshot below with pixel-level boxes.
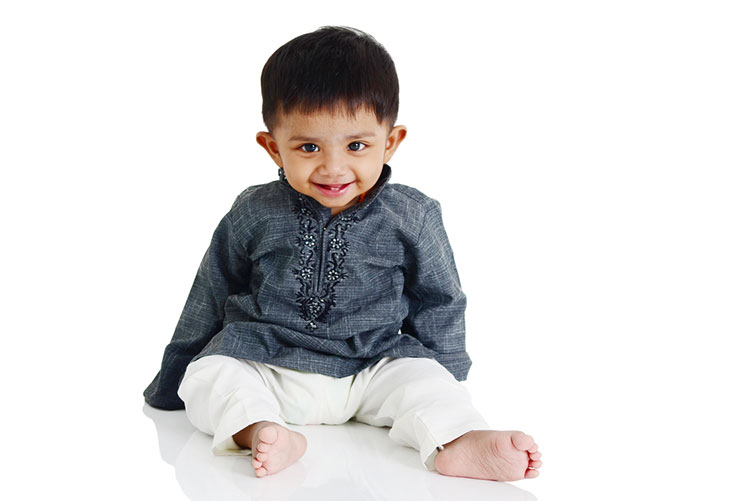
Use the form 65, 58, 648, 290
177, 355, 487, 469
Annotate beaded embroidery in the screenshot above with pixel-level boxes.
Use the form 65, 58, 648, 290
292, 198, 359, 332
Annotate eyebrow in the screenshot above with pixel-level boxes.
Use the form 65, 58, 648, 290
288, 132, 378, 142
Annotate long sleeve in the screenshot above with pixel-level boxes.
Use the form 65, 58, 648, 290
144, 213, 251, 409
400, 200, 470, 380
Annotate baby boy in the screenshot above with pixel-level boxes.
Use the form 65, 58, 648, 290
144, 26, 542, 481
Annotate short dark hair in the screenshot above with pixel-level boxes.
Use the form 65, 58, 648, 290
261, 26, 399, 132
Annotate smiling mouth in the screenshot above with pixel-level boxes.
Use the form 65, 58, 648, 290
313, 182, 354, 194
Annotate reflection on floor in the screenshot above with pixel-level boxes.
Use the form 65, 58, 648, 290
143, 404, 536, 501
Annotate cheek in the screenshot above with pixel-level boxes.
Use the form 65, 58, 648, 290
282, 157, 305, 175
283, 160, 316, 187
284, 168, 306, 185
355, 162, 385, 186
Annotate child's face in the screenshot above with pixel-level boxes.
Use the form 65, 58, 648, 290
257, 107, 406, 215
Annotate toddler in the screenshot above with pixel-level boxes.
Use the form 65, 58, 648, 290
144, 26, 542, 481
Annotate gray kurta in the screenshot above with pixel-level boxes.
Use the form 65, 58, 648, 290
144, 165, 470, 410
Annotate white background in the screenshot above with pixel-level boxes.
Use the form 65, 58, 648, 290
2, 1, 748, 499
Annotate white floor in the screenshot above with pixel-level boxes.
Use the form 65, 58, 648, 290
142, 405, 537, 501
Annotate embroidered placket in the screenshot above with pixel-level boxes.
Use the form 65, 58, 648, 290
292, 198, 359, 332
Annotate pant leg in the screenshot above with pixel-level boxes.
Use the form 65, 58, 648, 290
177, 355, 286, 455
353, 357, 488, 469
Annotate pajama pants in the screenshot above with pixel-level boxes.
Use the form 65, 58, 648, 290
177, 355, 488, 469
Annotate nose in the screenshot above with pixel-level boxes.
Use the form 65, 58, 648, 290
319, 150, 348, 178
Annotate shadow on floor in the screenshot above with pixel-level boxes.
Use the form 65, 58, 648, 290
143, 404, 537, 501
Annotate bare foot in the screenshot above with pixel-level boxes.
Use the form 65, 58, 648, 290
233, 421, 307, 477
434, 430, 542, 481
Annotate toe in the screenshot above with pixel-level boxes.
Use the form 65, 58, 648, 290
256, 442, 270, 453
254, 452, 267, 462
257, 425, 279, 445
529, 460, 543, 469
510, 432, 534, 451
529, 451, 542, 461
525, 468, 540, 479
252, 459, 263, 469
255, 466, 268, 478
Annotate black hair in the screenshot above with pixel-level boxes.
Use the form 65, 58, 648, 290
261, 26, 399, 132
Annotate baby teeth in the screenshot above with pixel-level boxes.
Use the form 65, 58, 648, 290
317, 183, 349, 192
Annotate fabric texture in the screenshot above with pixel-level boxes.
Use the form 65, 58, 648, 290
145, 165, 471, 410
178, 355, 487, 469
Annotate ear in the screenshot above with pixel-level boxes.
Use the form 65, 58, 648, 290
383, 125, 407, 164
256, 132, 284, 168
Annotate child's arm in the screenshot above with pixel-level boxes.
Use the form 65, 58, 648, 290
401, 199, 471, 380
144, 213, 250, 410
